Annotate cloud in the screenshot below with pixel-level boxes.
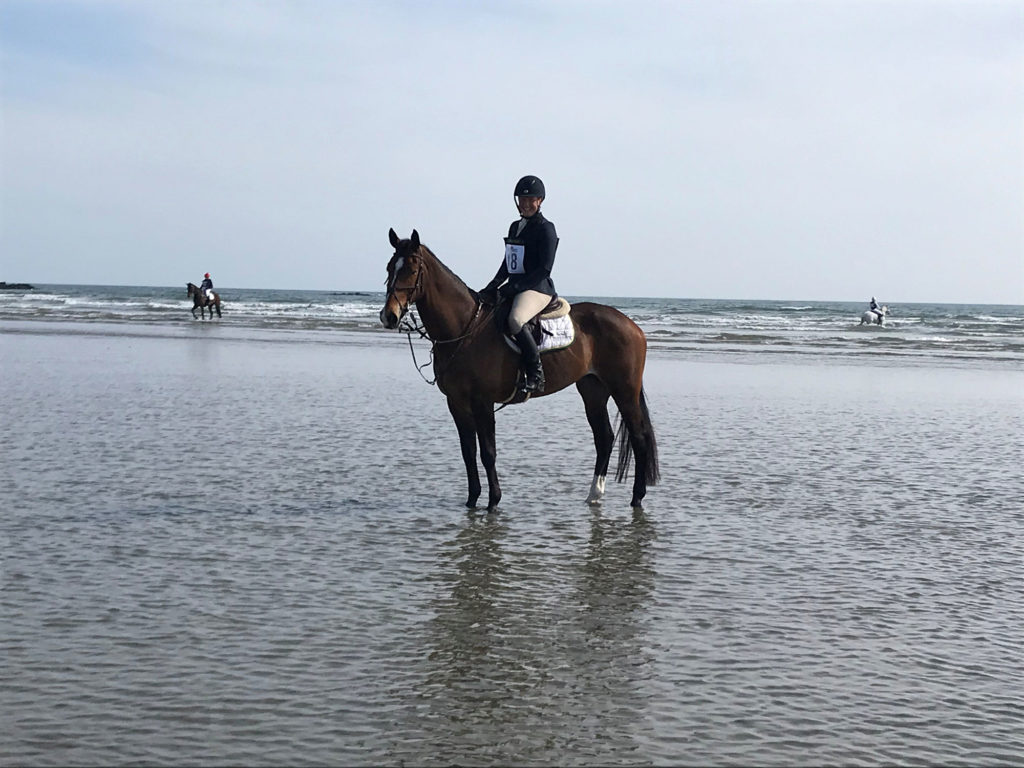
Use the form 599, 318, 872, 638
1, 0, 1021, 302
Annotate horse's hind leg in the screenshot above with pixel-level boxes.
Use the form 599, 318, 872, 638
577, 374, 614, 505
610, 386, 659, 510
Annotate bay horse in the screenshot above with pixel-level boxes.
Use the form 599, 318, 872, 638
380, 228, 659, 512
187, 283, 222, 319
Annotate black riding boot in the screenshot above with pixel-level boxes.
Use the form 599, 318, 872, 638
514, 327, 545, 393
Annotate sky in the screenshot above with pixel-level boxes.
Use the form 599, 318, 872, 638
1, 0, 1021, 303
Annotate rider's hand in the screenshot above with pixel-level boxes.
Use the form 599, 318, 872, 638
478, 287, 499, 305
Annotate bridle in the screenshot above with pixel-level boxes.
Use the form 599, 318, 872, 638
385, 255, 424, 323
386, 251, 490, 386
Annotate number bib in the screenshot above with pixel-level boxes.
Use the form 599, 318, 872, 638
504, 239, 526, 274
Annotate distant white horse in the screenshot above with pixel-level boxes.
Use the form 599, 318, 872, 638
860, 305, 889, 325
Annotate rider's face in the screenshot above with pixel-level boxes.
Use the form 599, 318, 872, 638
516, 196, 542, 217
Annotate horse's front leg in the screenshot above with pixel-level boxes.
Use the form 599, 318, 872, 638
472, 400, 501, 512
447, 399, 481, 508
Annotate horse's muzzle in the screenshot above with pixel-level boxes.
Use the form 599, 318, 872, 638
380, 306, 401, 329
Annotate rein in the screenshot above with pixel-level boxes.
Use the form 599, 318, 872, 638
399, 301, 488, 386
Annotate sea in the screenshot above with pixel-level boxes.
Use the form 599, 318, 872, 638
1, 283, 1022, 367
2, 284, 1023, 766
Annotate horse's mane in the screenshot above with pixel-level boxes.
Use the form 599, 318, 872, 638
419, 243, 477, 299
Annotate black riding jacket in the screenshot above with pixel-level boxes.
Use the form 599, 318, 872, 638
483, 212, 558, 298
201, 278, 213, 291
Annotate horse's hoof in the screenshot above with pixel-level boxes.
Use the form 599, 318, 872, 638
586, 497, 603, 507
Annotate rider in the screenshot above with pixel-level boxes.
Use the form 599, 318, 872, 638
869, 296, 880, 320
478, 175, 558, 393
201, 273, 214, 302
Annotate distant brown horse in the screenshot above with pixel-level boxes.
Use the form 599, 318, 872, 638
187, 283, 221, 319
380, 228, 659, 511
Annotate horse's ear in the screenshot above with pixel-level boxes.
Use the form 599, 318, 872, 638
389, 228, 399, 247
411, 230, 420, 250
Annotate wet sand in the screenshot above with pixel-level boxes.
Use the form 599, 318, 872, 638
3, 325, 1022, 765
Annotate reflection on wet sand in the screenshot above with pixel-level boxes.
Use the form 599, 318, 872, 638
383, 510, 658, 765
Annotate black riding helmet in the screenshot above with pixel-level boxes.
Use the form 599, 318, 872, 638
514, 175, 545, 199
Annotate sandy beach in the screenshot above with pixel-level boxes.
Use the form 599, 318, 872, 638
3, 324, 1022, 765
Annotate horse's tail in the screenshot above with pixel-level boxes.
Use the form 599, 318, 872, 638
614, 386, 660, 485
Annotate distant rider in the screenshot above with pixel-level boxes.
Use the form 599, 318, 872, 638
478, 175, 558, 394
201, 273, 214, 302
869, 296, 881, 321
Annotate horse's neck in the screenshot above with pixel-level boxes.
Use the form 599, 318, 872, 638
415, 253, 477, 341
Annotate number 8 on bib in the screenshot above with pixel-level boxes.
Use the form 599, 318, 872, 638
504, 241, 526, 274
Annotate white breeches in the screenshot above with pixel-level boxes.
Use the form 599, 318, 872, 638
507, 290, 551, 335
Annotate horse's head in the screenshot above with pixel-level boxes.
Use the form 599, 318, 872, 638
381, 228, 425, 329
187, 283, 194, 296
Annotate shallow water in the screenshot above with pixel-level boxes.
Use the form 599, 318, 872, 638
2, 328, 1022, 765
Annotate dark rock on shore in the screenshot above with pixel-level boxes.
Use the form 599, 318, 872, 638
0, 282, 35, 290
